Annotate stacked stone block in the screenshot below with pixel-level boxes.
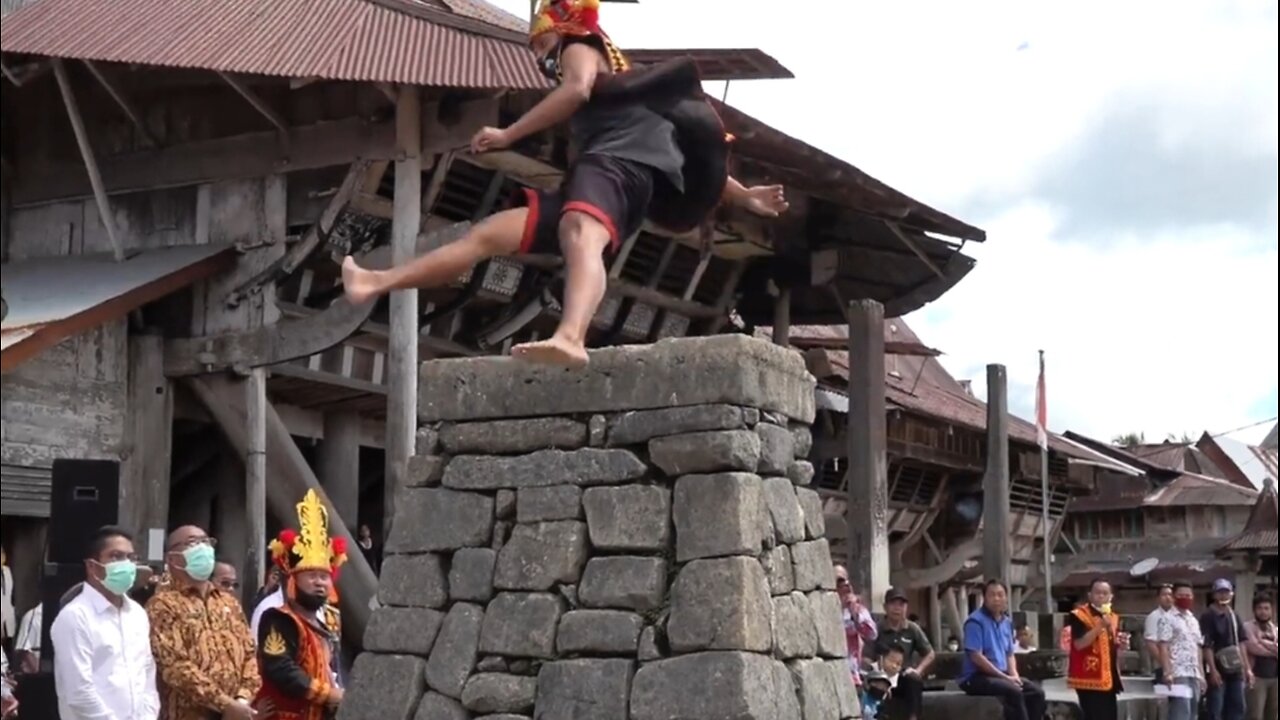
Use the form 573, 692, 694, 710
339, 335, 860, 720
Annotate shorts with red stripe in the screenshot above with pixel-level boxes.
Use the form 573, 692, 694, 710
514, 153, 655, 256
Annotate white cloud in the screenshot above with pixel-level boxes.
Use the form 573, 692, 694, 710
489, 0, 1279, 444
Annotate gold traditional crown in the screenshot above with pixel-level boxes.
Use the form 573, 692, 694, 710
269, 489, 348, 575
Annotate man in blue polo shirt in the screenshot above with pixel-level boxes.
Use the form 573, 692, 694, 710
959, 579, 1047, 720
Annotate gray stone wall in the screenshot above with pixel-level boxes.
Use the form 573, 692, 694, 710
339, 336, 860, 720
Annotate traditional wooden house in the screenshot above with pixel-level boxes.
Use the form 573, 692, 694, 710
1056, 432, 1260, 613
2, 0, 983, 640
788, 321, 1128, 644
1218, 477, 1278, 613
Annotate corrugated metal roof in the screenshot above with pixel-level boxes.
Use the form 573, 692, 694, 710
1143, 472, 1259, 507
441, 0, 528, 33
0, 0, 550, 90
1220, 479, 1278, 553
1057, 537, 1236, 587
1210, 435, 1278, 490
626, 48, 794, 82
788, 322, 1097, 461
1, 245, 235, 371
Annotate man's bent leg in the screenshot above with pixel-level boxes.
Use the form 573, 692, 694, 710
894, 672, 924, 720
510, 210, 611, 368
961, 676, 1030, 720
1019, 679, 1045, 720
341, 208, 527, 304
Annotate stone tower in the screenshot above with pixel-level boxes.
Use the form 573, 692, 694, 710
338, 335, 860, 720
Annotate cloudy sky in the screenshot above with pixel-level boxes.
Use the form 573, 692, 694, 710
492, 0, 1279, 444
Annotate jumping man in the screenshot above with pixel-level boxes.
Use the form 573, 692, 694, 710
342, 0, 789, 368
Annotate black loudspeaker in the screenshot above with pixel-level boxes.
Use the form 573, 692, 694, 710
48, 459, 120, 565
39, 562, 86, 675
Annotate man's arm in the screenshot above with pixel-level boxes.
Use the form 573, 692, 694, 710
147, 594, 238, 712
1245, 621, 1271, 658
50, 610, 117, 720
1069, 613, 1106, 651
234, 602, 263, 702
502, 43, 600, 145
1238, 616, 1255, 683
1007, 652, 1021, 681
140, 615, 161, 720
258, 611, 336, 705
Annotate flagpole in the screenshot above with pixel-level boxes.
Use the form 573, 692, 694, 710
1038, 349, 1053, 612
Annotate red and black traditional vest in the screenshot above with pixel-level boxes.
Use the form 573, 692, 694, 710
1067, 606, 1119, 692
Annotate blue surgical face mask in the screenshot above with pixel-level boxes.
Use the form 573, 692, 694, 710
181, 544, 216, 582
96, 560, 138, 597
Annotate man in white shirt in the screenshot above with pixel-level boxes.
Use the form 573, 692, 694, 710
1145, 583, 1174, 683
51, 525, 160, 720
1158, 580, 1207, 720
249, 587, 284, 639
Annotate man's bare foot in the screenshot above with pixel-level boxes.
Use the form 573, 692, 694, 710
511, 337, 590, 368
341, 256, 382, 305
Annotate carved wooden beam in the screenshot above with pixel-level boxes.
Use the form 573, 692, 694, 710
891, 534, 983, 590
163, 297, 376, 377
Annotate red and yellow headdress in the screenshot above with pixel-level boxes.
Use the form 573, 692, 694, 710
530, 0, 629, 74
269, 490, 348, 578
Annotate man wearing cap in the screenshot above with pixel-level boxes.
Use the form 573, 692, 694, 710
865, 587, 935, 719
1200, 578, 1255, 720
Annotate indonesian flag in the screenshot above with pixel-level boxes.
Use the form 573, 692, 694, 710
1035, 350, 1048, 450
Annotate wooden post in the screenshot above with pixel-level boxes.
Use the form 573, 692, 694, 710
384, 85, 422, 543
982, 364, 1012, 587
123, 334, 174, 561
772, 287, 792, 346
51, 58, 125, 262
318, 411, 361, 529
246, 368, 268, 600
845, 299, 891, 612
929, 584, 944, 650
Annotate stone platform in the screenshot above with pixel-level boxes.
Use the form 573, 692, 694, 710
338, 336, 858, 720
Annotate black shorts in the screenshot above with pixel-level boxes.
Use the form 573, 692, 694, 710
515, 154, 655, 256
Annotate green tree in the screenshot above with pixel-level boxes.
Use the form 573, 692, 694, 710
1112, 431, 1146, 447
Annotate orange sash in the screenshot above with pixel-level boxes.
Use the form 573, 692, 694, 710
1066, 607, 1118, 692
255, 606, 335, 720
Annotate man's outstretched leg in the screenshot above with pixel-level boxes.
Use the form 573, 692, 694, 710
341, 208, 528, 304
510, 210, 611, 368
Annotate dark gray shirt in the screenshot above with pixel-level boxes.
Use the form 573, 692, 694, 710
865, 619, 935, 668
571, 101, 685, 191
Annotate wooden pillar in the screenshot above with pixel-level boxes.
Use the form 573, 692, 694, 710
982, 364, 1012, 586
384, 85, 422, 543
213, 453, 247, 596
318, 411, 361, 529
1235, 571, 1256, 620
772, 287, 791, 346
844, 299, 891, 612
929, 584, 944, 650
245, 369, 267, 599
123, 334, 173, 561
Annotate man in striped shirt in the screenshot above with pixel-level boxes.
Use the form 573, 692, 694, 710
835, 564, 877, 684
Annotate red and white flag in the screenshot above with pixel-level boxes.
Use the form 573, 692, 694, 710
1035, 350, 1048, 450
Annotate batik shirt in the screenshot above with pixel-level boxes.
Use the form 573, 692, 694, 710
1157, 608, 1205, 681
147, 579, 260, 720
